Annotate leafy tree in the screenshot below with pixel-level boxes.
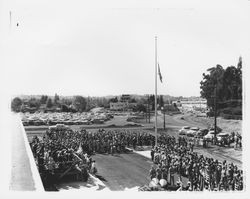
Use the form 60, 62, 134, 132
200, 59, 242, 113
223, 66, 241, 100
73, 96, 87, 112
61, 104, 70, 112
137, 96, 148, 105
129, 98, 137, 103
28, 98, 41, 109
61, 98, 73, 106
149, 95, 155, 110
85, 97, 95, 111
109, 97, 118, 103
237, 57, 242, 99
133, 104, 147, 112
96, 97, 107, 107
148, 94, 164, 110
11, 97, 22, 112
46, 98, 53, 108
159, 95, 164, 108
102, 98, 109, 108
200, 64, 225, 110
54, 93, 60, 105
40, 95, 48, 104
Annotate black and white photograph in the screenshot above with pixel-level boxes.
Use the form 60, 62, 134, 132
0, 0, 249, 198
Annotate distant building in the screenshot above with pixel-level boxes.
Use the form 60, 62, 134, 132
120, 94, 131, 102
164, 104, 179, 112
172, 101, 182, 107
172, 98, 207, 111
110, 102, 127, 111
110, 94, 137, 111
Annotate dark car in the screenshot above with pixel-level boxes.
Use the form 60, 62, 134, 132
209, 126, 222, 133
217, 132, 230, 146
196, 129, 209, 138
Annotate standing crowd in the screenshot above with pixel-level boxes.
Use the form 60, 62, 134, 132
75, 128, 154, 155
149, 135, 243, 191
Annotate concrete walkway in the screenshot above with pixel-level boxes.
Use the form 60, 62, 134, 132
9, 114, 44, 191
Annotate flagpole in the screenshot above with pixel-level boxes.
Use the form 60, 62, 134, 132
155, 36, 158, 146
9, 11, 12, 33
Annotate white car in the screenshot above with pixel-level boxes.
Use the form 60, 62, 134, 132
49, 124, 69, 130
179, 126, 190, 135
203, 130, 215, 141
186, 127, 200, 137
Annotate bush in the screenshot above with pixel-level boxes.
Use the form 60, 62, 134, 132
11, 97, 22, 112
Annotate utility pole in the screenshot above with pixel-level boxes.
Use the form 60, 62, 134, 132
147, 95, 148, 123
148, 95, 150, 123
162, 107, 166, 130
214, 84, 217, 144
163, 109, 166, 130
146, 95, 148, 123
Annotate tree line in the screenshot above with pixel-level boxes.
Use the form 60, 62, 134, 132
11, 93, 169, 113
11, 94, 99, 113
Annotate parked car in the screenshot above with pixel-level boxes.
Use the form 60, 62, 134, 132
203, 130, 216, 141
209, 126, 222, 133
186, 127, 200, 137
196, 128, 209, 138
91, 118, 104, 124
82, 120, 91, 125
179, 126, 190, 135
49, 124, 69, 130
217, 132, 230, 146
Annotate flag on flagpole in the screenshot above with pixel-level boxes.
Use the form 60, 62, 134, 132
158, 63, 163, 83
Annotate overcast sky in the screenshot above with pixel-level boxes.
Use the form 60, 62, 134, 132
1, 0, 250, 97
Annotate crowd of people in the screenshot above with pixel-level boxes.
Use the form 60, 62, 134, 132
29, 127, 243, 191
148, 135, 243, 191
179, 131, 242, 149
29, 128, 155, 186
233, 132, 242, 149
73, 128, 155, 154
30, 129, 94, 186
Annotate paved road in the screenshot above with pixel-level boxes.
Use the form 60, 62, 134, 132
93, 152, 189, 191
93, 153, 152, 190
194, 146, 242, 169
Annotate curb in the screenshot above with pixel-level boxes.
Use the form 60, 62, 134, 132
19, 115, 44, 191
88, 173, 108, 190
